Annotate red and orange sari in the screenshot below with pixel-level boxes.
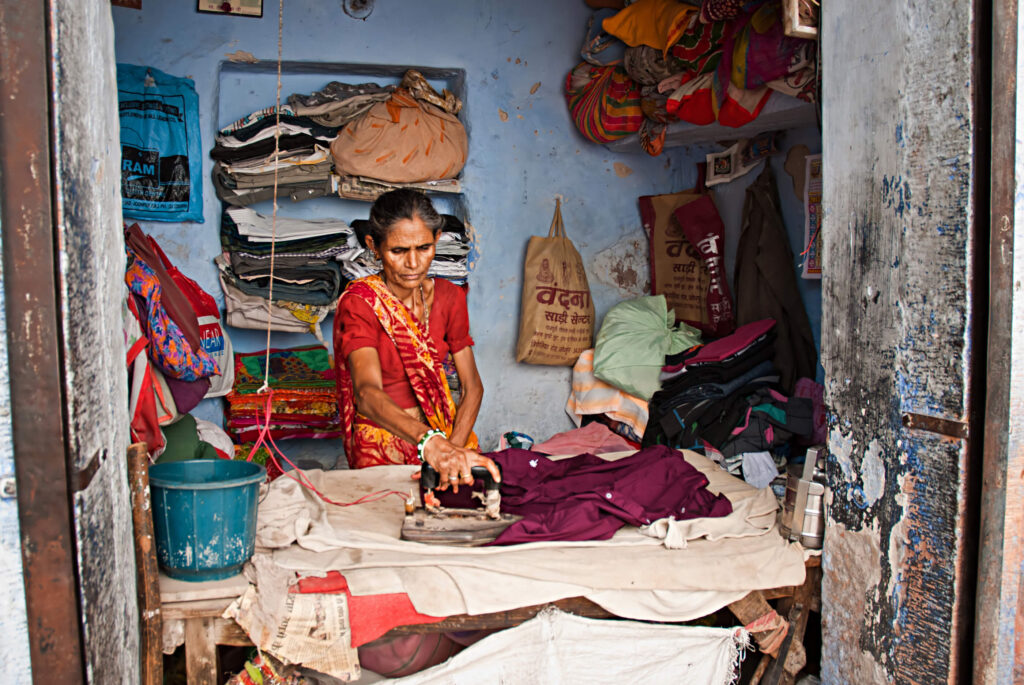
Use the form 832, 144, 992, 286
336, 275, 477, 468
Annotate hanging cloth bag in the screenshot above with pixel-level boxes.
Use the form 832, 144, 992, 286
516, 199, 595, 365
139, 229, 235, 396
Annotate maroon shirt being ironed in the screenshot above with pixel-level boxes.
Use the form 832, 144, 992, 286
487, 445, 733, 545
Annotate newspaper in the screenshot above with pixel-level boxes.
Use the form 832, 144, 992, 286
224, 556, 360, 681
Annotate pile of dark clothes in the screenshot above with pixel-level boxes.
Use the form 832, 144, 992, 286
643, 318, 813, 478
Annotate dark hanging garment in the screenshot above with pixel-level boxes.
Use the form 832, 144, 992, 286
734, 167, 818, 392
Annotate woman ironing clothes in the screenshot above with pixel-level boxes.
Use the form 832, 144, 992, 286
334, 189, 500, 487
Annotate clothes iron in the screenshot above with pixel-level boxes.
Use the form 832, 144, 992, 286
400, 463, 521, 546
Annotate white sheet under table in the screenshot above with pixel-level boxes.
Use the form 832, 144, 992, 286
256, 449, 806, 622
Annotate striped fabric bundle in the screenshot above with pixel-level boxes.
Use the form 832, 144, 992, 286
565, 349, 649, 440
564, 63, 644, 144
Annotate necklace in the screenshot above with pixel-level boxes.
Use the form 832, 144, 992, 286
419, 283, 431, 329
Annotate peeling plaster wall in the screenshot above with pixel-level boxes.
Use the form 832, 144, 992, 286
52, 2, 139, 682
112, 2, 822, 453
822, 2, 975, 682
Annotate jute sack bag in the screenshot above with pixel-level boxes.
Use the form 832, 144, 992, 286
516, 199, 595, 365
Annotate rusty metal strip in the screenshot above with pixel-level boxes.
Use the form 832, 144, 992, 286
0, 0, 84, 681
71, 449, 106, 493
974, 0, 1024, 679
901, 412, 971, 440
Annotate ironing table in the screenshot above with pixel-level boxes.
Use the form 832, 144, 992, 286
143, 449, 818, 684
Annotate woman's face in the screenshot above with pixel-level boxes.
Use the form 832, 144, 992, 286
370, 215, 437, 294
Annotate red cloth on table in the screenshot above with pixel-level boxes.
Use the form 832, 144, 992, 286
336, 278, 473, 409
293, 571, 445, 647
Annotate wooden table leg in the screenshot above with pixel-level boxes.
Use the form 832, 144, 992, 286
127, 443, 162, 685
184, 617, 218, 685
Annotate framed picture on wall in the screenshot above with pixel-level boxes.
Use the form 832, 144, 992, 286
783, 0, 819, 39
197, 0, 263, 18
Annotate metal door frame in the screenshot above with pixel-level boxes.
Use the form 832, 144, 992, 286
974, 0, 1024, 681
0, 0, 85, 681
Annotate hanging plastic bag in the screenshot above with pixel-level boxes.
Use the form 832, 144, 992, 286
592, 295, 702, 400
117, 63, 204, 222
516, 199, 595, 365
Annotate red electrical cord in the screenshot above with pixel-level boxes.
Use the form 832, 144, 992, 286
245, 390, 410, 508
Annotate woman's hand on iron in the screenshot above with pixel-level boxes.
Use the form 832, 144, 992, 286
422, 437, 501, 494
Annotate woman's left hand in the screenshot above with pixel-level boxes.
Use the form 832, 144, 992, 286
422, 435, 501, 494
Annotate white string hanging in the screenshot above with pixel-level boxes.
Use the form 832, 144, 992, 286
256, 0, 286, 395
244, 0, 407, 508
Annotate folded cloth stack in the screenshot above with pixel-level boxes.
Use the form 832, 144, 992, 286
212, 112, 342, 207
346, 214, 471, 286
216, 206, 353, 342
336, 174, 462, 203
287, 81, 396, 129
219, 207, 349, 306
215, 75, 466, 208
643, 318, 813, 474
225, 346, 343, 443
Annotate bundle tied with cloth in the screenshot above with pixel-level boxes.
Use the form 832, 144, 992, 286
331, 70, 468, 184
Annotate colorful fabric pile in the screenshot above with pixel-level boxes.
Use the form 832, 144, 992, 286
566, 0, 819, 153
225, 346, 344, 443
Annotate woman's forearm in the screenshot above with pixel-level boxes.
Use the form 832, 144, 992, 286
353, 385, 431, 446
449, 378, 482, 448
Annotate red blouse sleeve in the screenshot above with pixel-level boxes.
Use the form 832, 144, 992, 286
336, 294, 381, 361
440, 280, 474, 354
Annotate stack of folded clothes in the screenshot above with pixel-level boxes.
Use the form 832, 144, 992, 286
643, 319, 813, 480
212, 112, 341, 207
287, 81, 395, 129
345, 214, 472, 286
217, 206, 354, 342
225, 346, 343, 443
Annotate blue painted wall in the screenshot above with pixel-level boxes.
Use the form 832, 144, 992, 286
112, 1, 820, 458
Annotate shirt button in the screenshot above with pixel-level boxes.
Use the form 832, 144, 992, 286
605, 492, 613, 499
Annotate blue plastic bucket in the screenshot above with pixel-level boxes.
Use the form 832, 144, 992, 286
148, 459, 265, 582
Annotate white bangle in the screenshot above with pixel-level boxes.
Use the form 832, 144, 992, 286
417, 429, 445, 462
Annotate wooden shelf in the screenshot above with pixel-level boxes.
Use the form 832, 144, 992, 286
605, 93, 818, 153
